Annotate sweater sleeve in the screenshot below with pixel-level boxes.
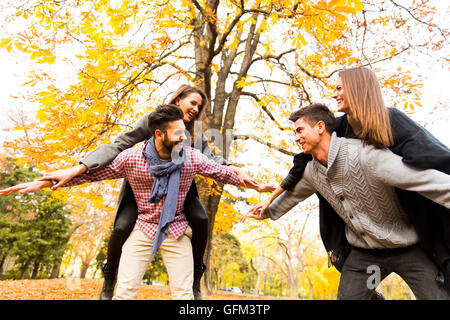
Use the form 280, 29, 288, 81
263, 167, 317, 220
280, 153, 312, 190
388, 108, 450, 174
80, 114, 152, 172
364, 147, 450, 209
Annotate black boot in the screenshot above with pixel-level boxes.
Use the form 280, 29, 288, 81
193, 264, 206, 300
370, 290, 386, 300
99, 264, 117, 300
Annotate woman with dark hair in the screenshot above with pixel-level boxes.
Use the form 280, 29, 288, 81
248, 67, 450, 298
40, 84, 272, 300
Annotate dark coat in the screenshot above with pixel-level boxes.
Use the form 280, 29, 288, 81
281, 108, 450, 291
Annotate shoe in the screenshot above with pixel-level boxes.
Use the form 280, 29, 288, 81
193, 264, 206, 300
99, 264, 117, 300
370, 290, 385, 300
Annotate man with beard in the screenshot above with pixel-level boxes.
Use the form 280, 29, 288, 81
0, 104, 246, 300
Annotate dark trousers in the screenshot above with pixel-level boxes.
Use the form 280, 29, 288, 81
337, 245, 450, 300
106, 181, 208, 270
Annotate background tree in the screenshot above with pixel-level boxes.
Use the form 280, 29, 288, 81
0, 0, 448, 294
209, 232, 249, 290
0, 157, 72, 279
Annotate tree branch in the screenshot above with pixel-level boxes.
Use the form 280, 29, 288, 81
233, 134, 296, 156
389, 0, 449, 44
240, 91, 292, 131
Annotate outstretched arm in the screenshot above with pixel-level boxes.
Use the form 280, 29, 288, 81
241, 171, 317, 223
38, 164, 88, 190
0, 180, 53, 196
388, 108, 450, 174
194, 150, 276, 192
38, 114, 151, 189
2, 149, 130, 196
366, 148, 450, 209
240, 186, 285, 222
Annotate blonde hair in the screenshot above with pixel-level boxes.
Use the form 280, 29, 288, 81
339, 67, 393, 148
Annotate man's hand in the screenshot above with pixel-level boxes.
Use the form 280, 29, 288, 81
37, 164, 87, 190
254, 183, 278, 193
229, 166, 278, 193
229, 166, 259, 189
0, 180, 53, 196
239, 198, 271, 223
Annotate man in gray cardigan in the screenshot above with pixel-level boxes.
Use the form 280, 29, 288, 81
241, 103, 450, 299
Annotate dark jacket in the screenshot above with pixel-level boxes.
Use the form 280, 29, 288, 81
280, 108, 450, 291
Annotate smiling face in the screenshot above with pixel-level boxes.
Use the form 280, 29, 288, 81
293, 117, 322, 154
332, 77, 349, 113
175, 92, 203, 123
160, 119, 187, 153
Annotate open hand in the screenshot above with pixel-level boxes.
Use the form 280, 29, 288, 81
0, 180, 51, 196
230, 166, 259, 188
37, 164, 87, 190
239, 198, 271, 222
255, 183, 278, 193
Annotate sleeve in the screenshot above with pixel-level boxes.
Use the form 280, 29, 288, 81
280, 153, 312, 191
365, 147, 450, 209
193, 149, 240, 186
263, 169, 317, 220
64, 149, 128, 187
80, 114, 152, 172
388, 108, 450, 174
334, 114, 354, 138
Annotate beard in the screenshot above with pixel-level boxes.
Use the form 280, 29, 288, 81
162, 134, 183, 154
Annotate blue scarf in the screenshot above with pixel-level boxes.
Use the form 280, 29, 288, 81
143, 136, 185, 258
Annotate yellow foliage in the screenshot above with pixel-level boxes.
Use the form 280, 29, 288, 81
0, 0, 439, 294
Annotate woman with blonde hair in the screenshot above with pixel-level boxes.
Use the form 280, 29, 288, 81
249, 66, 450, 299
39, 84, 269, 300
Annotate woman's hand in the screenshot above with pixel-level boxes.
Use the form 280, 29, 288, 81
0, 180, 52, 196
37, 164, 87, 190
254, 183, 278, 193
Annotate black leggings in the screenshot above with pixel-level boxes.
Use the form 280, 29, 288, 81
105, 181, 209, 270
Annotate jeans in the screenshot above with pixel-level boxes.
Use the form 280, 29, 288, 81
337, 245, 450, 300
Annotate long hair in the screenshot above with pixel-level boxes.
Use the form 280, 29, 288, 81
339, 67, 394, 148
167, 84, 208, 133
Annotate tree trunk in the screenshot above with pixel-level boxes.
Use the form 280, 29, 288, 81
50, 261, 61, 279
79, 261, 90, 279
20, 259, 32, 280
0, 254, 6, 274
304, 269, 314, 300
198, 180, 224, 294
31, 262, 40, 279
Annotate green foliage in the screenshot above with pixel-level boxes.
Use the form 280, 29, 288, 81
143, 251, 168, 284
0, 158, 72, 279
209, 233, 250, 290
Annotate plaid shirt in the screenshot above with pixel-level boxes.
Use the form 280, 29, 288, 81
64, 145, 240, 240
